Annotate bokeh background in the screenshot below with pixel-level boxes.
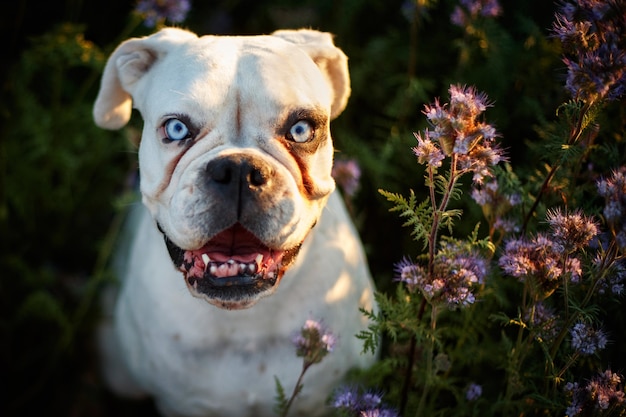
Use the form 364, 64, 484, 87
2, 1, 624, 416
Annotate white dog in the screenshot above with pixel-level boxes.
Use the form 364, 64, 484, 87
93, 27, 376, 417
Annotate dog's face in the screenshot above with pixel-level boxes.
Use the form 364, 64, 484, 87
93, 28, 351, 309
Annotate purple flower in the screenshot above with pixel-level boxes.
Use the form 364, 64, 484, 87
413, 131, 445, 168
545, 208, 598, 253
394, 256, 426, 291
525, 302, 560, 343
291, 318, 337, 365
552, 0, 626, 102
451, 0, 502, 27
415, 85, 504, 184
499, 233, 584, 297
134, 0, 192, 28
565, 369, 625, 416
570, 321, 608, 355
332, 158, 362, 198
466, 382, 483, 401
597, 167, 626, 249
331, 386, 398, 417
396, 242, 488, 308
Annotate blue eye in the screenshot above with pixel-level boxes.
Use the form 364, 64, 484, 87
288, 120, 314, 143
164, 118, 191, 141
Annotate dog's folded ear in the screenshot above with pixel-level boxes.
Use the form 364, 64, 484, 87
272, 30, 351, 120
93, 28, 197, 130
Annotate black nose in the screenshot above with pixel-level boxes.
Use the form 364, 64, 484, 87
204, 155, 273, 213
207, 154, 270, 186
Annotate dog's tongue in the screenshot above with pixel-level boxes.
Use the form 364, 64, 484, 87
191, 224, 271, 262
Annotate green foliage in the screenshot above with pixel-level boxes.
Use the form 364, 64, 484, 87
4, 1, 626, 417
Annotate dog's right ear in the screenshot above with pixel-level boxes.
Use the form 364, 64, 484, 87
93, 28, 197, 130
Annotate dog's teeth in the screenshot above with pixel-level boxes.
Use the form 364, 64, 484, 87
202, 254, 210, 265
267, 272, 276, 279
248, 263, 257, 274
227, 259, 235, 265
255, 254, 263, 264
238, 264, 247, 274
209, 265, 218, 275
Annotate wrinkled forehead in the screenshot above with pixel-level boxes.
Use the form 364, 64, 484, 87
139, 36, 332, 118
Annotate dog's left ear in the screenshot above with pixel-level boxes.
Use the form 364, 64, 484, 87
272, 30, 350, 120
93, 28, 198, 130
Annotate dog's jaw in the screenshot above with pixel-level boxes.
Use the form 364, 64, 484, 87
162, 223, 304, 309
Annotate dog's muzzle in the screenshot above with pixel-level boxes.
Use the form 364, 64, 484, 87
159, 154, 305, 309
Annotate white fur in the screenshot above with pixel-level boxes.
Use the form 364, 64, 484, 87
94, 28, 376, 416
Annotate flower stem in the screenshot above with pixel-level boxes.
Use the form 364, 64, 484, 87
415, 304, 438, 417
280, 363, 310, 417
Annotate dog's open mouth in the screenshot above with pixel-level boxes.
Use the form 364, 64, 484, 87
162, 223, 301, 308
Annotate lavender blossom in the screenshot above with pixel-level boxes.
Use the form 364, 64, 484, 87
396, 242, 488, 308
331, 386, 398, 417
332, 158, 362, 198
291, 318, 336, 366
135, 0, 192, 28
498, 233, 583, 296
466, 382, 483, 401
595, 258, 625, 295
451, 0, 502, 27
413, 131, 445, 168
565, 369, 625, 416
552, 0, 626, 103
525, 302, 560, 343
417, 84, 504, 184
597, 167, 626, 249
570, 321, 608, 355
545, 208, 599, 253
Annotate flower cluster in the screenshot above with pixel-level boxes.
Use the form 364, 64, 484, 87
471, 178, 522, 235
552, 0, 626, 103
395, 242, 488, 308
331, 386, 399, 417
291, 318, 337, 366
597, 166, 626, 249
498, 233, 582, 296
414, 84, 504, 184
134, 0, 192, 28
545, 208, 599, 254
570, 321, 608, 355
565, 369, 625, 416
332, 158, 362, 198
595, 258, 625, 296
451, 0, 502, 28
525, 302, 560, 343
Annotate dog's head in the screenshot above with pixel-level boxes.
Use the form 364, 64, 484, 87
94, 28, 350, 309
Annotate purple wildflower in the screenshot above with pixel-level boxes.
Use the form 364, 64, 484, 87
291, 318, 336, 366
134, 0, 192, 28
417, 84, 504, 184
331, 386, 398, 417
570, 321, 608, 355
552, 0, 626, 102
396, 242, 488, 308
545, 208, 598, 253
413, 131, 445, 168
466, 382, 483, 401
332, 385, 361, 411
597, 167, 626, 249
451, 0, 502, 27
332, 158, 362, 198
499, 233, 583, 296
394, 256, 426, 292
525, 302, 560, 343
565, 369, 625, 416
595, 258, 625, 295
